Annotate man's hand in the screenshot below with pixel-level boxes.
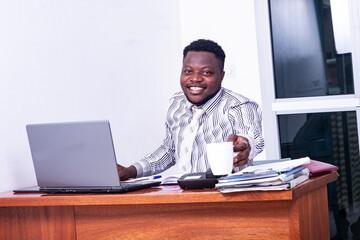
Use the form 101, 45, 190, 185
227, 134, 251, 168
117, 164, 137, 180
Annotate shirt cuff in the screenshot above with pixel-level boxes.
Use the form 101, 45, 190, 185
133, 159, 152, 178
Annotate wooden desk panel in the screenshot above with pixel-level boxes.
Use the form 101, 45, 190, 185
0, 206, 75, 240
0, 172, 337, 240
75, 202, 290, 239
289, 185, 329, 239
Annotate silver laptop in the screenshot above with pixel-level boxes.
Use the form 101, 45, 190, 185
17, 120, 160, 193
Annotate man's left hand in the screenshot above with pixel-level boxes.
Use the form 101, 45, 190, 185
227, 134, 251, 168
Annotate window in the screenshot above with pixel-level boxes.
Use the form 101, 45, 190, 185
270, 0, 354, 98
255, 0, 360, 238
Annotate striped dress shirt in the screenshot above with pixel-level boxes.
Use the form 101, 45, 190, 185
133, 87, 264, 177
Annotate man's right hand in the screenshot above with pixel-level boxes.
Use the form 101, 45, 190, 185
117, 164, 137, 180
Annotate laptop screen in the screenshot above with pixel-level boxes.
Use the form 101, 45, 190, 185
26, 120, 121, 188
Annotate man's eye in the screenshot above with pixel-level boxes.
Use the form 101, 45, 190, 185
183, 69, 192, 74
203, 71, 213, 75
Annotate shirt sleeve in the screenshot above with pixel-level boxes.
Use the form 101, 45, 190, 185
228, 100, 265, 162
133, 119, 176, 178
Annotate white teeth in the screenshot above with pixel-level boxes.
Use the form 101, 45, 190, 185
190, 87, 202, 90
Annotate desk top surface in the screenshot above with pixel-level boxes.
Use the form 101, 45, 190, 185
0, 172, 337, 207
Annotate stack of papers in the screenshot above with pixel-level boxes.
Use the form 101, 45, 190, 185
216, 157, 311, 193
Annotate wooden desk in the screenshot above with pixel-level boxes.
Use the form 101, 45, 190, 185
0, 172, 337, 240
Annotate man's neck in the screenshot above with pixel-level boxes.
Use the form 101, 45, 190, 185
198, 88, 223, 110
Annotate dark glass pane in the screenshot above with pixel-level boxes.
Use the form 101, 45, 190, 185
278, 111, 360, 239
269, 0, 354, 98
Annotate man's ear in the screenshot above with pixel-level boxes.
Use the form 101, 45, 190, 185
220, 71, 225, 82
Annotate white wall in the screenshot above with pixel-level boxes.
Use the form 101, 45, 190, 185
180, 0, 263, 104
0, 0, 182, 192
0, 0, 263, 192
179, 0, 265, 160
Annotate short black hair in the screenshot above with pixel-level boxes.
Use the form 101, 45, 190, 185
183, 39, 226, 71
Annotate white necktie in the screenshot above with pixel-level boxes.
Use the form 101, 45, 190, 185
178, 106, 204, 173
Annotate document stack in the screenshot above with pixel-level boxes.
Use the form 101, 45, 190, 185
216, 157, 311, 193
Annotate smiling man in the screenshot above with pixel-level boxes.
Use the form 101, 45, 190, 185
118, 39, 264, 179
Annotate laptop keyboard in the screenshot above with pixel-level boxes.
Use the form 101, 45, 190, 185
120, 179, 160, 188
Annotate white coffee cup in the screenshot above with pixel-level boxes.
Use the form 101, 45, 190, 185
206, 142, 234, 176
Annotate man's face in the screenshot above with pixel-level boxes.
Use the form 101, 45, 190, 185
180, 51, 225, 106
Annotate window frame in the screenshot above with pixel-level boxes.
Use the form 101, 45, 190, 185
254, 0, 360, 159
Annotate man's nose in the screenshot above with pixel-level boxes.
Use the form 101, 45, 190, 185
191, 72, 203, 82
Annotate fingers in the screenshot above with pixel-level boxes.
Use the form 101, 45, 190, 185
233, 136, 249, 152
233, 147, 251, 168
117, 164, 128, 180
233, 157, 248, 168
227, 134, 251, 168
240, 139, 249, 148
117, 165, 137, 180
233, 140, 249, 152
232, 136, 251, 168
227, 134, 238, 143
